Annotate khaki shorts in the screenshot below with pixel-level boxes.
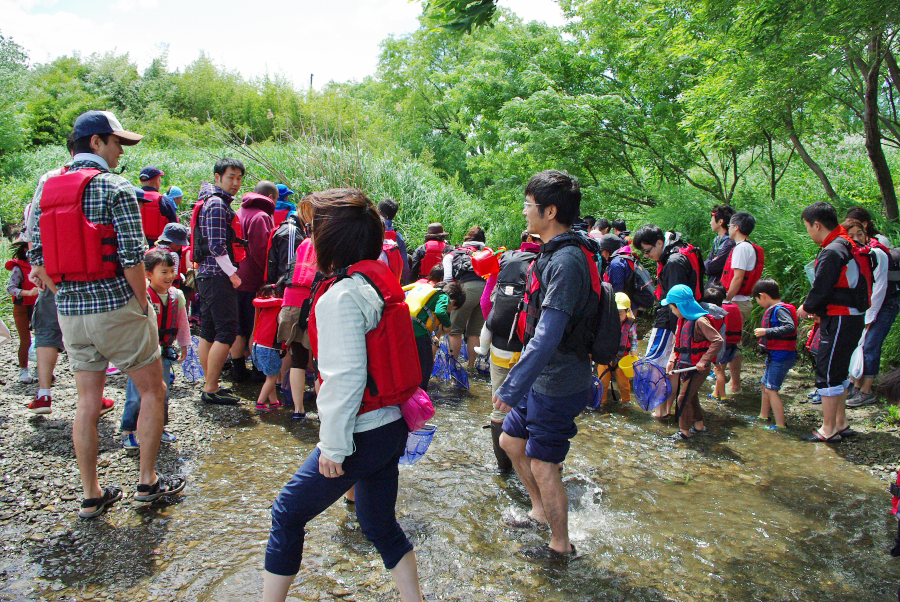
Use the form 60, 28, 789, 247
734, 299, 753, 323
277, 305, 307, 346
58, 295, 161, 373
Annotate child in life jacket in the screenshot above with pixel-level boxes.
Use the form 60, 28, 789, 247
251, 284, 285, 412
121, 251, 190, 452
663, 284, 723, 441
752, 279, 797, 429
5, 242, 38, 384
701, 285, 742, 401
598, 293, 637, 406
405, 280, 465, 391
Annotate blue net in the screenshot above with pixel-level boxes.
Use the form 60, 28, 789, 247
587, 374, 602, 410
181, 335, 204, 383
399, 424, 437, 465
431, 336, 469, 388
475, 353, 490, 375
631, 360, 671, 412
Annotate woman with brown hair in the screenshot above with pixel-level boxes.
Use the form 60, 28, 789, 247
263, 189, 423, 602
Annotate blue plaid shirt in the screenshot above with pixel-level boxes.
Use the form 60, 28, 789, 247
28, 159, 147, 316
196, 185, 235, 277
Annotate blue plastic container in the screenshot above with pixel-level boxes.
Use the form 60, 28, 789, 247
399, 424, 437, 465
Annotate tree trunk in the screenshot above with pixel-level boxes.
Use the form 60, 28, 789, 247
861, 34, 899, 220
783, 114, 839, 203
764, 130, 776, 201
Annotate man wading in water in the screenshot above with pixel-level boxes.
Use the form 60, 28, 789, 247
492, 170, 594, 559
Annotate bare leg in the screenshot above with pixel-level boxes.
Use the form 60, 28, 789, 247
653, 373, 678, 418
262, 571, 294, 602
389, 550, 424, 602
289, 367, 305, 414
858, 376, 875, 394
820, 392, 847, 437
531, 459, 571, 554
448, 334, 462, 359
713, 364, 726, 398
128, 358, 166, 486
465, 335, 479, 368
769, 389, 786, 427
202, 341, 231, 393
198, 338, 211, 378
72, 370, 106, 510
36, 346, 59, 390
345, 486, 355, 502
759, 388, 770, 419
499, 433, 547, 523
257, 376, 277, 406
728, 352, 742, 393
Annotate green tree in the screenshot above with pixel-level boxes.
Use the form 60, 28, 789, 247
0, 32, 29, 155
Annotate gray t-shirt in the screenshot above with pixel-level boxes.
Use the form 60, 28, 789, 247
532, 245, 593, 397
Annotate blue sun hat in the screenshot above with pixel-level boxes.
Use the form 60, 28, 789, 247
661, 284, 708, 321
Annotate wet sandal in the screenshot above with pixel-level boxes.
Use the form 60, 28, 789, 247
78, 486, 123, 519
800, 430, 841, 443
501, 514, 549, 530
837, 426, 857, 438
520, 543, 578, 560
135, 473, 186, 503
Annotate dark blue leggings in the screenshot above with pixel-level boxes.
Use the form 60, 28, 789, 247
265, 418, 413, 575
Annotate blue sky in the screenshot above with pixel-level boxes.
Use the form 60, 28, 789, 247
3, 0, 566, 88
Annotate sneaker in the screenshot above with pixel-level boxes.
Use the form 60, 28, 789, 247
255, 402, 270, 412
846, 384, 859, 399
27, 395, 52, 415
201, 390, 239, 405
160, 430, 177, 443
809, 393, 822, 405
291, 412, 307, 421
846, 391, 877, 408
765, 424, 787, 430
122, 432, 139, 451
18, 369, 35, 384
106, 366, 121, 376
99, 398, 115, 416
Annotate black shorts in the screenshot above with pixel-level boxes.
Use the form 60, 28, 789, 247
236, 290, 256, 339
290, 342, 309, 370
197, 274, 238, 346
815, 314, 865, 395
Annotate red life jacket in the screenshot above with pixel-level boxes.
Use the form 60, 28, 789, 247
419, 240, 445, 276
252, 296, 283, 348
282, 238, 317, 308
308, 260, 421, 415
805, 322, 821, 354
139, 190, 170, 243
722, 301, 743, 344
39, 169, 120, 283
384, 229, 397, 241
272, 208, 289, 228
381, 239, 404, 282
673, 316, 712, 368
891, 471, 900, 516
190, 198, 246, 266
759, 302, 798, 352
617, 318, 635, 360
655, 243, 703, 301
147, 286, 178, 347
816, 229, 873, 316
721, 241, 765, 297
5, 259, 37, 306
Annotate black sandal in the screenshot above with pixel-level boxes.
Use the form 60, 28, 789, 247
78, 486, 123, 519
135, 473, 186, 503
520, 543, 578, 560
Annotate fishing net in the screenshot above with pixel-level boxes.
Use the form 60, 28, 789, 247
431, 336, 469, 389
475, 353, 490, 375
587, 374, 603, 410
631, 359, 670, 412
399, 424, 437, 465
181, 335, 204, 383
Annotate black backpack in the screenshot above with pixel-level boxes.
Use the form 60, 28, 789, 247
486, 249, 537, 352
591, 280, 621, 365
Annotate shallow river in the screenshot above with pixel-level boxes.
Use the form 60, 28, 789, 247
17, 365, 900, 600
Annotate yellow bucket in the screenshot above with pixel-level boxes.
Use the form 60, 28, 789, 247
619, 354, 638, 378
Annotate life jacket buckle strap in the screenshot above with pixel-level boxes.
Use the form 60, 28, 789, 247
890, 483, 900, 498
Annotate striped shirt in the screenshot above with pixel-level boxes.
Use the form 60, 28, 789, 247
27, 159, 147, 316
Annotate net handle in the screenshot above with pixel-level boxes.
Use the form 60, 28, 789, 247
669, 366, 698, 374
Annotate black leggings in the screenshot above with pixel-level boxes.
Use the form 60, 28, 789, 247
290, 342, 309, 370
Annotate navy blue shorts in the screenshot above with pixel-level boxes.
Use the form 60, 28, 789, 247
715, 343, 739, 365
502, 387, 591, 464
762, 354, 796, 392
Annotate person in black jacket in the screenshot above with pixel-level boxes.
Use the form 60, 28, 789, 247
705, 204, 735, 286
633, 225, 703, 419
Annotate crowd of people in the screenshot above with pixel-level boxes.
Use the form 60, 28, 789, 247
9, 109, 900, 600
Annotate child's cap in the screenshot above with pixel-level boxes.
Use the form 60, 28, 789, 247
615, 292, 631, 310
661, 284, 708, 321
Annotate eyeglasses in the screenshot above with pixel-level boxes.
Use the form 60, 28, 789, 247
640, 247, 653, 255
523, 201, 539, 208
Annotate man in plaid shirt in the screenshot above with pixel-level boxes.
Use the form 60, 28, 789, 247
29, 111, 186, 519
192, 159, 245, 404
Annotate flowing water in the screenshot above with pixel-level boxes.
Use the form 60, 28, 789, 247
12, 363, 900, 601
